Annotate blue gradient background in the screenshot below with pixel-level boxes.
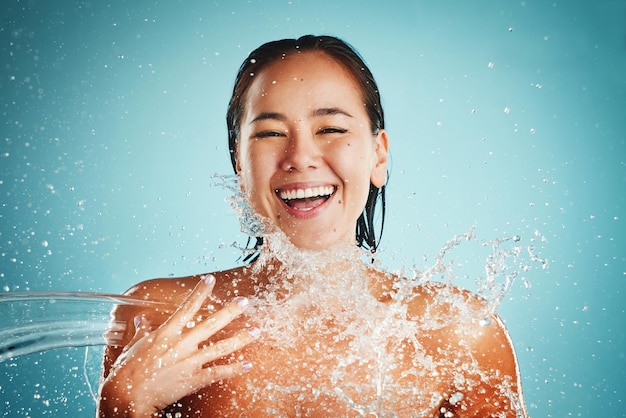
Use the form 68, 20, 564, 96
1, 1, 624, 416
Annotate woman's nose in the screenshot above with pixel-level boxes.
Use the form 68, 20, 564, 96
280, 132, 321, 172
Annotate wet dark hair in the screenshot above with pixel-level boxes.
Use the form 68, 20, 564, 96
226, 35, 387, 259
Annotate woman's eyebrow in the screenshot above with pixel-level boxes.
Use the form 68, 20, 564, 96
312, 107, 353, 118
250, 112, 286, 124
249, 108, 353, 124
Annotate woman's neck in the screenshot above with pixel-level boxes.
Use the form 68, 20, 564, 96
251, 232, 368, 281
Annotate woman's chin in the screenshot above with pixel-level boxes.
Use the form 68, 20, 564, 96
258, 213, 356, 251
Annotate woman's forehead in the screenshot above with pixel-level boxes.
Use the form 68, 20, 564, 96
244, 53, 360, 109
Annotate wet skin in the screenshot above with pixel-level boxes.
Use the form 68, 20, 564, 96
101, 262, 526, 417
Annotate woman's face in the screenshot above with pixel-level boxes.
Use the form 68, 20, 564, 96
237, 51, 388, 250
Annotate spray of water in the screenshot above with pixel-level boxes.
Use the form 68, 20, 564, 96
0, 292, 173, 362
212, 227, 533, 415
0, 175, 543, 416
209, 175, 539, 416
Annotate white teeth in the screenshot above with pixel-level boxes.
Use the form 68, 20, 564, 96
279, 186, 334, 200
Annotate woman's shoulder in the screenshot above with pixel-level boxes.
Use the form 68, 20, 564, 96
398, 279, 512, 349
367, 268, 486, 310
405, 281, 525, 415
123, 276, 198, 304
122, 265, 249, 304
401, 280, 488, 316
406, 280, 519, 373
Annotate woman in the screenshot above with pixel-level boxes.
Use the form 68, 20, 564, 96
97, 35, 528, 417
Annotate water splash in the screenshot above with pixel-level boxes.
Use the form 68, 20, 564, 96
0, 178, 542, 416
409, 226, 546, 313
219, 227, 537, 416
212, 174, 267, 238
205, 174, 539, 415
0, 292, 172, 362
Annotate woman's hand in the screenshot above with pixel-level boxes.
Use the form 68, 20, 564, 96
97, 274, 260, 417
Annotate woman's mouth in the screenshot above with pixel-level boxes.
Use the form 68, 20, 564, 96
276, 186, 336, 212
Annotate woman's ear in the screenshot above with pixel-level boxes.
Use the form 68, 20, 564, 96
370, 129, 389, 188
235, 144, 242, 174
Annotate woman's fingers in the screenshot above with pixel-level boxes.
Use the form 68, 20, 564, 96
191, 327, 261, 366
144, 275, 256, 367
192, 361, 254, 390
165, 274, 217, 330
121, 315, 152, 354
180, 329, 260, 395
139, 275, 252, 362
185, 296, 251, 346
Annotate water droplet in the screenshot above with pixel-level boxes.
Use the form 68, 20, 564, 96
479, 317, 492, 327
449, 391, 464, 405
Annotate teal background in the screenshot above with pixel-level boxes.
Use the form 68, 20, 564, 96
1, 0, 624, 416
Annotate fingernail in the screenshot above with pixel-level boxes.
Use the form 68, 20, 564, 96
202, 274, 216, 285
248, 327, 261, 339
242, 361, 253, 372
133, 315, 142, 328
236, 297, 249, 308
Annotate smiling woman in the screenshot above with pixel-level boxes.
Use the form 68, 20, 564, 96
2, 1, 625, 415
96, 35, 528, 417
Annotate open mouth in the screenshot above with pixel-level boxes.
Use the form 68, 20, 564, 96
277, 186, 336, 211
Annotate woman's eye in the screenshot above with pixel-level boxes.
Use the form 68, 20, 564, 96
255, 131, 284, 138
318, 127, 348, 135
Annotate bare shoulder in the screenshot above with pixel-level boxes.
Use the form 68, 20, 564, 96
408, 281, 516, 360
121, 265, 250, 305
370, 270, 518, 370
124, 276, 198, 303
404, 281, 526, 416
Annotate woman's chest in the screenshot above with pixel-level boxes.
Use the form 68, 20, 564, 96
183, 317, 447, 417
